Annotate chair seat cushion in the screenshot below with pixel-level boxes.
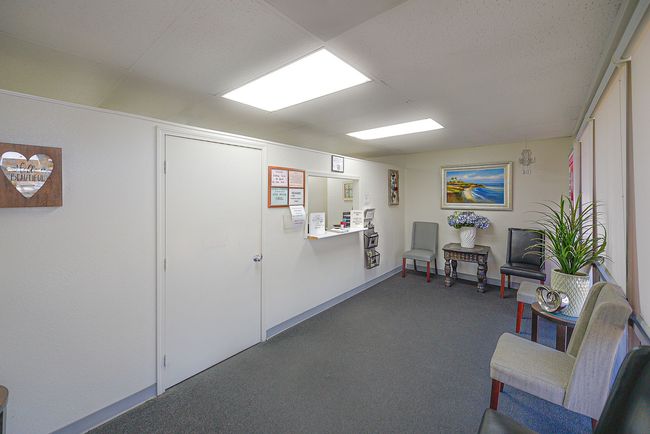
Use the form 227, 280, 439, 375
490, 333, 575, 405
516, 281, 540, 304
403, 249, 435, 262
500, 262, 545, 280
478, 409, 536, 434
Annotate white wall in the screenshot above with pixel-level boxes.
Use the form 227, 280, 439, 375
307, 175, 327, 214
0, 90, 404, 433
375, 138, 570, 283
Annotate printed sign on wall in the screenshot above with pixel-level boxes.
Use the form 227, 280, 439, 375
0, 142, 62, 208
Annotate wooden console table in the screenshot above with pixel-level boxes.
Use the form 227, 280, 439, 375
442, 243, 490, 292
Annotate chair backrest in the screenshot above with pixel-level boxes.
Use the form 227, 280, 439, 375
563, 282, 632, 419
595, 345, 650, 433
506, 228, 543, 268
411, 221, 438, 252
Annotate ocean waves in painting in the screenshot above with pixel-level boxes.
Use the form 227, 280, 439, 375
465, 183, 504, 204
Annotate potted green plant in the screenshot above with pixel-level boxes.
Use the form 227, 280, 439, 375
532, 194, 606, 317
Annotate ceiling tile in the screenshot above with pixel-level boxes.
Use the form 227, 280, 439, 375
0, 0, 189, 68
265, 0, 408, 41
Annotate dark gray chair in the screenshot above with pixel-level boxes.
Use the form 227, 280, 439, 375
478, 345, 650, 433
402, 222, 438, 282
500, 228, 545, 298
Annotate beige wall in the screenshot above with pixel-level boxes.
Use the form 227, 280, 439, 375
375, 137, 571, 283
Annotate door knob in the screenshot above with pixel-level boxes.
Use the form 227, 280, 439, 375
253, 255, 263, 262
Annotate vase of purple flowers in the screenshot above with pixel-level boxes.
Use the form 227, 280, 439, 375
447, 211, 490, 248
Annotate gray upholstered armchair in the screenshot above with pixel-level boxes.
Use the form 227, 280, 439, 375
489, 282, 632, 424
402, 222, 438, 282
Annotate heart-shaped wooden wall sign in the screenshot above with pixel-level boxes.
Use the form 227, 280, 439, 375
1, 151, 54, 198
0, 142, 62, 208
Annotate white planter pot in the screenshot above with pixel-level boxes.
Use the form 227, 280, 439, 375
459, 226, 477, 248
551, 269, 591, 317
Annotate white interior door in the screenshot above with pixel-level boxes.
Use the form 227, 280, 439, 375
163, 134, 262, 389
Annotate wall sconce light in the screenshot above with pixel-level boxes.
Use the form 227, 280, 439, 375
519, 147, 535, 175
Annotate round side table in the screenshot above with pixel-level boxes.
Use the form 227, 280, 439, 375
531, 302, 577, 352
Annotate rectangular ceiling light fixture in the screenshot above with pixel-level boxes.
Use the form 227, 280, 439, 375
347, 118, 444, 140
222, 49, 370, 111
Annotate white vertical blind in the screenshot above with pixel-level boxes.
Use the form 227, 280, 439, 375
593, 65, 627, 288
579, 119, 594, 207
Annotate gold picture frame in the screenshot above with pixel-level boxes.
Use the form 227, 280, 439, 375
441, 162, 512, 210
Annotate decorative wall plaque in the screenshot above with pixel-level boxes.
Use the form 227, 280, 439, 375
268, 166, 304, 208
0, 142, 62, 208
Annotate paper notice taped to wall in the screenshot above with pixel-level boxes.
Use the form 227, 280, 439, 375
289, 205, 306, 225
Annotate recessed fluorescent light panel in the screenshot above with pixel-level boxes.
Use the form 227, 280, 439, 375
347, 118, 444, 140
222, 49, 370, 111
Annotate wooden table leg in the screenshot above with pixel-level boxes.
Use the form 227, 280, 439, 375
556, 325, 567, 352
567, 326, 574, 346
531, 309, 538, 343
477, 262, 487, 293
444, 258, 452, 287
451, 260, 458, 279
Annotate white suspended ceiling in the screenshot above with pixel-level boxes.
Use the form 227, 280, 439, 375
0, 0, 624, 156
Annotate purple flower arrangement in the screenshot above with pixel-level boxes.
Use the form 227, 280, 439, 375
447, 211, 490, 230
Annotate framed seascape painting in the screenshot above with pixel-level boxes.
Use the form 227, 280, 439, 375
441, 162, 512, 210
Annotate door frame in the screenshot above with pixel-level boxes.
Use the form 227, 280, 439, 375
156, 126, 267, 395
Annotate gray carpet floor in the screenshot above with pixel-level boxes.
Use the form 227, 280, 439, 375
92, 272, 591, 434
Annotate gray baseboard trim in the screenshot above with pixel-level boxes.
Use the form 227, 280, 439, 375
266, 266, 402, 339
52, 384, 156, 434
405, 262, 520, 289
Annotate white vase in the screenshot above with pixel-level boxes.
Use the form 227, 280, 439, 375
459, 226, 477, 248
551, 269, 591, 317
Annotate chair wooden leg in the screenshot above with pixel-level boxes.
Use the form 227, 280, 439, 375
490, 379, 501, 410
402, 258, 406, 277
500, 274, 505, 298
426, 261, 431, 282
540, 279, 545, 285
591, 419, 598, 430
508, 275, 511, 289
516, 302, 524, 333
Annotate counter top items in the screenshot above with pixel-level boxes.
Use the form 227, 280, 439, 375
308, 212, 325, 236
350, 209, 364, 229
442, 243, 490, 292
306, 226, 366, 240
268, 166, 305, 207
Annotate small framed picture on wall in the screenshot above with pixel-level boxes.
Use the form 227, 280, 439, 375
388, 169, 399, 206
331, 155, 344, 173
